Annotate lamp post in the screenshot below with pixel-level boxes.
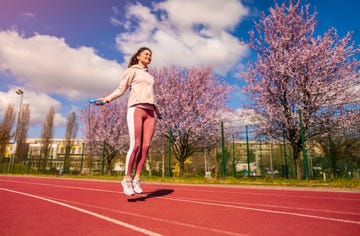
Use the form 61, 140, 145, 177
88, 100, 94, 174
15, 89, 24, 142
8, 89, 24, 172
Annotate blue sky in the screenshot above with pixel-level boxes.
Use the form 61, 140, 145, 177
0, 0, 359, 138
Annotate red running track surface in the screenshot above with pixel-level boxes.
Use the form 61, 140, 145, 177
0, 175, 359, 236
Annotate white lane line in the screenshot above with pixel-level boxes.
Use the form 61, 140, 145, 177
2, 178, 359, 225
0, 176, 360, 202
160, 196, 360, 225
0, 188, 161, 236
0, 179, 246, 236
166, 196, 360, 216
169, 187, 360, 201
47, 197, 247, 236
1, 178, 359, 201
0, 179, 120, 194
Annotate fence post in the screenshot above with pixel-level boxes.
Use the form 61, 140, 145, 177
28, 153, 32, 174
298, 109, 309, 180
50, 155, 53, 175
80, 142, 84, 174
167, 129, 172, 177
259, 140, 263, 176
283, 132, 288, 178
63, 147, 67, 174
245, 125, 251, 177
232, 133, 236, 176
0, 154, 3, 173
270, 142, 274, 178
37, 153, 41, 174
221, 122, 226, 177
102, 141, 106, 176
328, 135, 336, 179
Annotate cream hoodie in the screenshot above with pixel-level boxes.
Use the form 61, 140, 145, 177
105, 65, 156, 108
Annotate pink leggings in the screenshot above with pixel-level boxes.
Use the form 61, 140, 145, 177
125, 106, 155, 176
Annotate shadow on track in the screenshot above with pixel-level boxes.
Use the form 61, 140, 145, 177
127, 189, 174, 202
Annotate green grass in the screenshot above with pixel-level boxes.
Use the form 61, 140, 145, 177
2, 164, 359, 190
140, 176, 360, 189
42, 174, 360, 190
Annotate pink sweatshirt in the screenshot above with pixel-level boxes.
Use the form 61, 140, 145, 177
105, 65, 156, 108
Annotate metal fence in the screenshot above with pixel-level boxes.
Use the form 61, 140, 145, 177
1, 104, 359, 180
1, 125, 358, 180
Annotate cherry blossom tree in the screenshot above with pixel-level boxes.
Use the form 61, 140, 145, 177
242, 1, 360, 179
152, 65, 231, 177
79, 98, 128, 174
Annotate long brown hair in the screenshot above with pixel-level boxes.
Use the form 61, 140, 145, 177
128, 47, 152, 68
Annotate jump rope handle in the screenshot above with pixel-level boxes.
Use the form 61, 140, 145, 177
89, 99, 105, 106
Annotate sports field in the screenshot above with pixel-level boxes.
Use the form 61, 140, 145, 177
0, 175, 359, 235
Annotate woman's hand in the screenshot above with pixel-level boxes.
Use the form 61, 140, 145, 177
95, 98, 109, 105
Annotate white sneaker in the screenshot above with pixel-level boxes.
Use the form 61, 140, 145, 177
133, 178, 143, 194
121, 179, 134, 196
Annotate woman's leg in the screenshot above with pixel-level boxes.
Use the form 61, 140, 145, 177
132, 108, 154, 194
124, 107, 143, 177
135, 109, 155, 176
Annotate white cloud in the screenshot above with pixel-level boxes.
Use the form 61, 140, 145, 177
110, 16, 122, 26
115, 0, 250, 75
220, 107, 259, 128
0, 30, 124, 100
0, 0, 253, 138
155, 0, 246, 32
0, 88, 66, 127
0, 30, 126, 137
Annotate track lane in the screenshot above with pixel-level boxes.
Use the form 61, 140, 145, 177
1, 176, 359, 236
0, 188, 151, 236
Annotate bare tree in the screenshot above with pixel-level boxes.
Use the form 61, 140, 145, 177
15, 104, 31, 162
64, 112, 78, 173
0, 104, 16, 158
41, 107, 55, 170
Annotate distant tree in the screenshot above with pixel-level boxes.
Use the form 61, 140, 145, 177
152, 65, 231, 177
15, 104, 31, 162
40, 107, 55, 170
242, 1, 360, 179
79, 99, 128, 174
64, 112, 78, 173
0, 104, 15, 157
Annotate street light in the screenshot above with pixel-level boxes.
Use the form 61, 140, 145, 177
15, 89, 24, 142
8, 89, 24, 173
88, 100, 94, 174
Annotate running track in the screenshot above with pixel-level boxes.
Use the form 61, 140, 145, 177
0, 176, 359, 236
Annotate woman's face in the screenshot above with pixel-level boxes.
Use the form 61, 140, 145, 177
137, 49, 152, 67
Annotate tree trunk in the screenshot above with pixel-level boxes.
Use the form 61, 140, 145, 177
294, 158, 301, 179
290, 138, 303, 180
64, 145, 71, 173
293, 149, 302, 179
107, 158, 112, 176
179, 160, 185, 177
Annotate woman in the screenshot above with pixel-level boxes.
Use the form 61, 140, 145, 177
97, 47, 161, 196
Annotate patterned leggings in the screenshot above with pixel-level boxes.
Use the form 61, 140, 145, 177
125, 106, 155, 176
